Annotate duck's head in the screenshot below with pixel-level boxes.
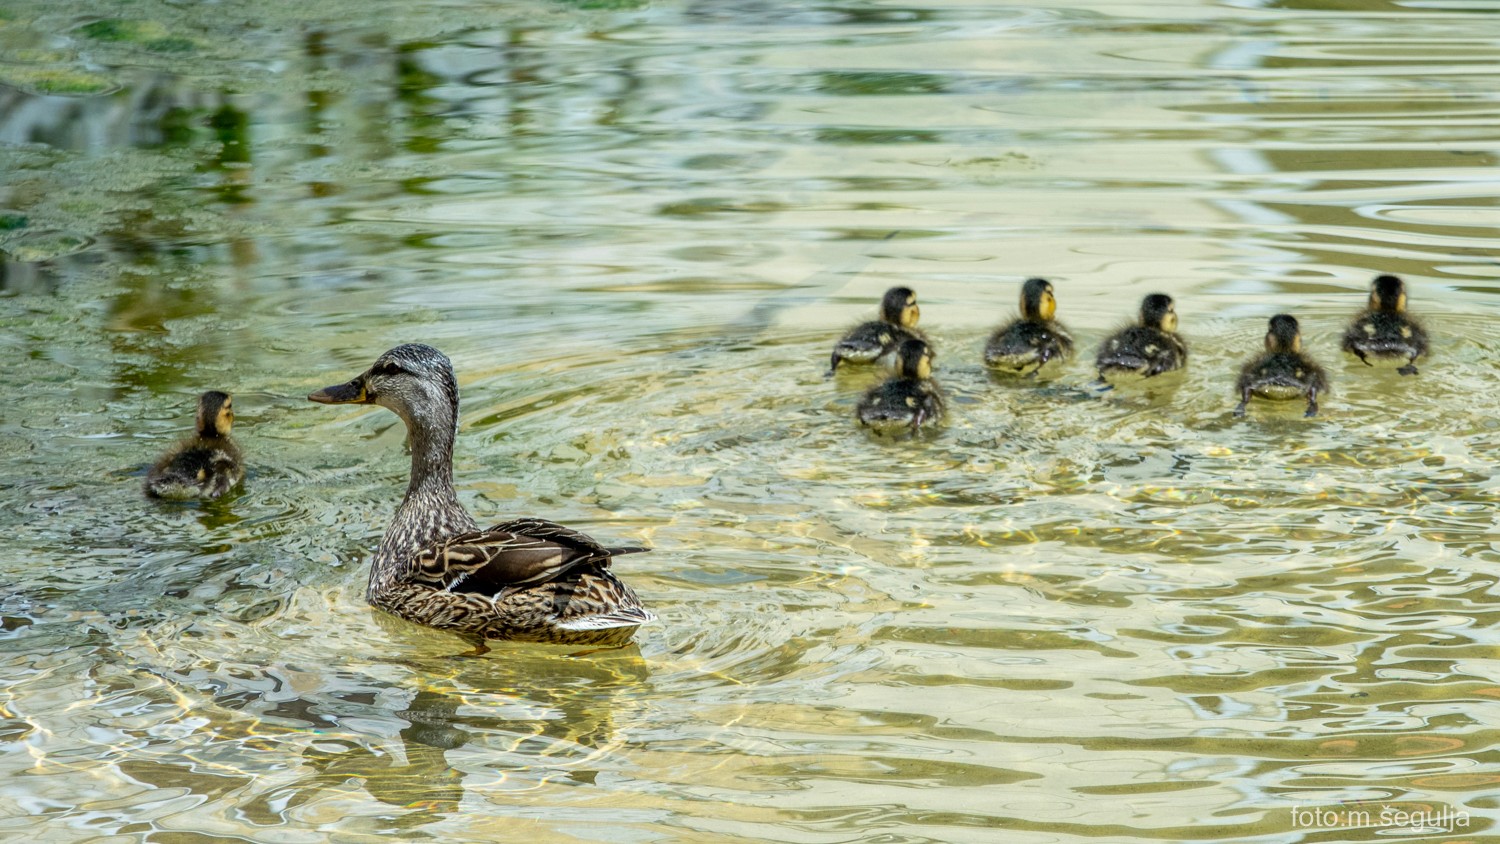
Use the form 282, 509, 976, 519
308, 343, 459, 430
196, 390, 234, 438
895, 338, 933, 379
1369, 274, 1407, 314
1265, 313, 1302, 353
880, 286, 920, 329
1141, 293, 1178, 333
1020, 277, 1056, 321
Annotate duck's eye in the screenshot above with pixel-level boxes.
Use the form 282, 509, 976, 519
371, 362, 404, 377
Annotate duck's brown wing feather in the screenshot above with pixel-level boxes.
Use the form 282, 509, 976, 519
409, 518, 648, 598
488, 517, 649, 559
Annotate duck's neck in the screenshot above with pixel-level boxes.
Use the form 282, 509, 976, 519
406, 410, 457, 498
369, 403, 477, 598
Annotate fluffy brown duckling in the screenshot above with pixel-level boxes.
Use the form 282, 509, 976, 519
828, 286, 925, 375
1095, 293, 1187, 381
144, 390, 244, 500
1235, 314, 1330, 418
856, 338, 944, 432
983, 277, 1073, 376
1341, 274, 1428, 375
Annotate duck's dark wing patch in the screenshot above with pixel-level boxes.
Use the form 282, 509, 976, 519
411, 530, 599, 597
488, 517, 649, 559
409, 518, 650, 599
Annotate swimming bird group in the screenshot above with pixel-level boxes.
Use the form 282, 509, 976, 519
145, 344, 655, 647
142, 273, 1426, 646
829, 273, 1427, 428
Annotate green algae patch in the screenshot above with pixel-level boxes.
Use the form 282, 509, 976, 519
77, 19, 198, 54
0, 65, 115, 96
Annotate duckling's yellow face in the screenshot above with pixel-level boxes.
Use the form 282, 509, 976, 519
913, 350, 932, 379
1038, 288, 1057, 321
900, 295, 920, 328
215, 397, 234, 436
1160, 305, 1178, 333
196, 391, 235, 438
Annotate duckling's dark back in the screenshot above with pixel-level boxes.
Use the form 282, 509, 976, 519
145, 440, 244, 499
1095, 326, 1187, 377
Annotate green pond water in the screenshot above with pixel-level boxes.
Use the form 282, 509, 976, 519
3, 0, 1500, 840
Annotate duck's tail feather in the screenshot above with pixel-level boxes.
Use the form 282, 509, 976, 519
557, 607, 657, 630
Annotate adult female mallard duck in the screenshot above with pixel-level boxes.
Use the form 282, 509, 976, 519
856, 338, 944, 432
828, 286, 925, 375
1234, 314, 1330, 418
1342, 273, 1428, 375
983, 277, 1073, 375
1095, 293, 1187, 381
308, 343, 654, 646
144, 390, 244, 499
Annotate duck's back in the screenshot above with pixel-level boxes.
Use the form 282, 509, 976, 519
835, 321, 921, 366
375, 514, 655, 646
509, 567, 655, 643
1097, 326, 1186, 376
985, 319, 1073, 371
144, 438, 243, 499
1239, 351, 1328, 400
1343, 311, 1427, 357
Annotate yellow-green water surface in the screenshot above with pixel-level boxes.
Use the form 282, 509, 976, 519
3, 0, 1500, 841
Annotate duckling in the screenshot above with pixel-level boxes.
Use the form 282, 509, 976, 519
1234, 314, 1330, 418
856, 338, 944, 432
144, 390, 244, 500
1342, 273, 1428, 375
828, 286, 925, 375
983, 277, 1073, 375
1095, 293, 1187, 381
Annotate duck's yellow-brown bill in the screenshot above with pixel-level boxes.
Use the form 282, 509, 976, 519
308, 379, 369, 404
